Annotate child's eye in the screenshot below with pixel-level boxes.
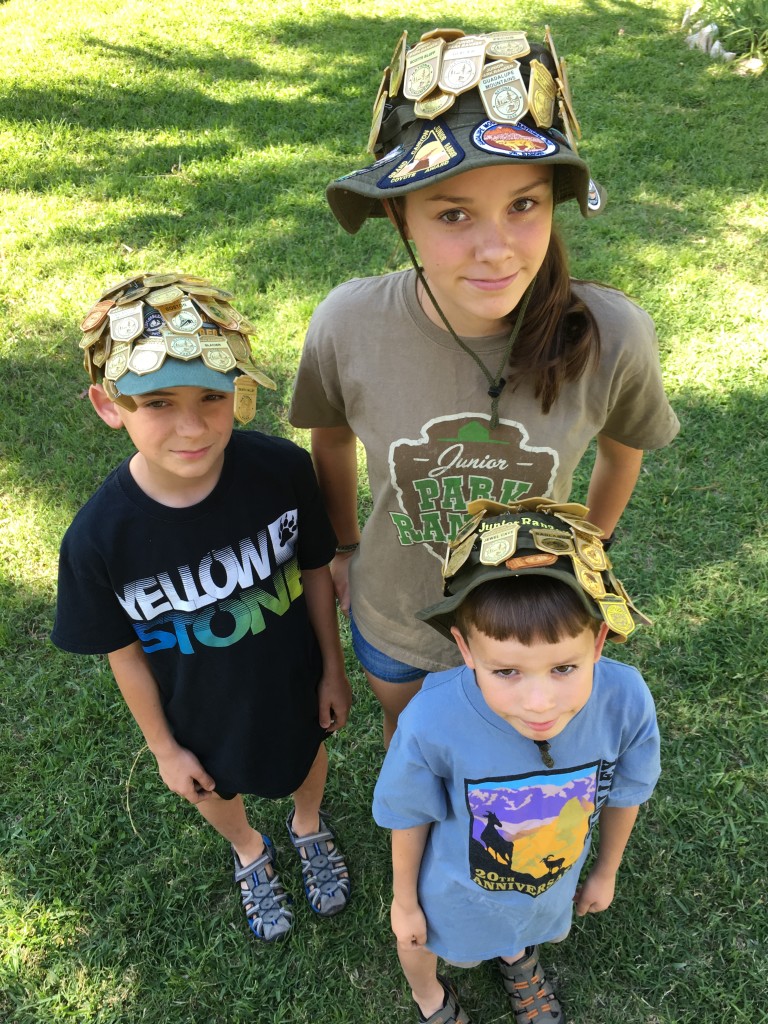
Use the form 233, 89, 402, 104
510, 198, 536, 213
142, 399, 169, 409
552, 664, 576, 676
202, 392, 227, 402
493, 668, 519, 679
439, 208, 468, 224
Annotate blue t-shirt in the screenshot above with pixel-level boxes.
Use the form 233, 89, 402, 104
373, 656, 660, 961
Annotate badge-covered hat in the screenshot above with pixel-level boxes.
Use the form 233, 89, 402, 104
328, 26, 605, 234
79, 272, 276, 425
417, 496, 650, 644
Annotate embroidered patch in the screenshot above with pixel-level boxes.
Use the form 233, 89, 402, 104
378, 121, 464, 188
338, 145, 405, 181
587, 178, 603, 212
143, 307, 164, 336
471, 120, 558, 159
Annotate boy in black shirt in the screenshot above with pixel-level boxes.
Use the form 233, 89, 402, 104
52, 273, 352, 941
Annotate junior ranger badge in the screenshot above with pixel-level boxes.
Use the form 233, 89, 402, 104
485, 30, 531, 60
479, 60, 529, 124
389, 30, 408, 96
403, 39, 445, 101
108, 302, 145, 343
527, 59, 556, 128
438, 35, 487, 95
479, 523, 520, 565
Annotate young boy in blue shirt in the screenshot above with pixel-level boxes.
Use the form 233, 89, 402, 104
373, 497, 660, 1023
52, 273, 352, 943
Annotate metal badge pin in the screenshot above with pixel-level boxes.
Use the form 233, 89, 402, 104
413, 88, 455, 119
108, 301, 145, 344
450, 509, 487, 547
235, 361, 276, 389
443, 531, 476, 579
389, 30, 408, 97
557, 59, 581, 138
597, 595, 636, 638
485, 30, 530, 61
368, 87, 388, 155
570, 556, 606, 600
438, 35, 488, 96
223, 329, 250, 362
98, 274, 145, 300
105, 342, 132, 382
161, 331, 202, 361
168, 296, 204, 335
479, 523, 520, 566
420, 28, 465, 43
200, 339, 237, 372
479, 59, 529, 124
527, 59, 556, 128
404, 38, 445, 101
574, 534, 607, 571
143, 273, 180, 288
530, 528, 575, 555
81, 300, 115, 333
127, 340, 167, 376
234, 374, 258, 425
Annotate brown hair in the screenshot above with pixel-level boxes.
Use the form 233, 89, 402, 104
453, 575, 600, 646
506, 229, 600, 413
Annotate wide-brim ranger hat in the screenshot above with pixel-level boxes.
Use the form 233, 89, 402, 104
78, 272, 276, 425
417, 497, 650, 644
327, 26, 606, 234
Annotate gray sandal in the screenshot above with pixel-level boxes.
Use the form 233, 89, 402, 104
419, 976, 471, 1024
232, 836, 293, 941
497, 947, 562, 1022
286, 812, 351, 917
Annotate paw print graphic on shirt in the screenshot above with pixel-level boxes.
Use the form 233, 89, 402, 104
278, 514, 297, 547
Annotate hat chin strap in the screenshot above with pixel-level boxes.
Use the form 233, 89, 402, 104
390, 201, 536, 430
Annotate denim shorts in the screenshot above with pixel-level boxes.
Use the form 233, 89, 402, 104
349, 611, 424, 683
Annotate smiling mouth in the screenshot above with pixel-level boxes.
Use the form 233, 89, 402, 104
467, 273, 518, 291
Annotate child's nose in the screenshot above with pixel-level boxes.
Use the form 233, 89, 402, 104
176, 410, 207, 436
522, 681, 555, 713
474, 219, 512, 261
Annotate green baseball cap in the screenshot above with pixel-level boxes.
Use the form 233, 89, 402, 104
327, 27, 605, 234
417, 497, 650, 644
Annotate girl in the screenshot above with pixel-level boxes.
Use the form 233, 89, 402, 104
290, 25, 678, 745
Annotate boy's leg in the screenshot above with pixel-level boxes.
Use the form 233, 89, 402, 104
365, 671, 424, 748
195, 793, 264, 865
196, 794, 293, 941
286, 743, 351, 916
397, 944, 446, 1019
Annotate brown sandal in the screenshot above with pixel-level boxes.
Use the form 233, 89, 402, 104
497, 947, 562, 1022
418, 975, 472, 1024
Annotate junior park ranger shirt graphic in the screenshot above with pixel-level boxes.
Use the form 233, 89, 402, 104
388, 413, 558, 556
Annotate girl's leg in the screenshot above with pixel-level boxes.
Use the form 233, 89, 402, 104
365, 671, 424, 748
397, 944, 444, 1019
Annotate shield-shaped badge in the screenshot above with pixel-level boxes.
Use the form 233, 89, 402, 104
108, 302, 145, 343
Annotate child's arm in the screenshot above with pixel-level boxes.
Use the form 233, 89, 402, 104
108, 641, 216, 804
574, 804, 640, 916
301, 565, 353, 731
310, 425, 360, 614
391, 824, 431, 949
586, 435, 644, 537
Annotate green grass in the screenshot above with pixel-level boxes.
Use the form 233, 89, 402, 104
1, 0, 767, 1021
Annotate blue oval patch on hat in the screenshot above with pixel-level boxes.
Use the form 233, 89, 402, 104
377, 121, 464, 189
471, 120, 559, 159
143, 307, 164, 336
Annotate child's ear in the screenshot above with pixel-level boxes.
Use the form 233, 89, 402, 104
593, 621, 610, 662
89, 384, 126, 430
451, 625, 476, 670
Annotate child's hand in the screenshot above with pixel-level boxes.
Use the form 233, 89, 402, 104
155, 744, 216, 804
391, 897, 428, 949
330, 554, 353, 615
318, 671, 353, 731
573, 865, 617, 916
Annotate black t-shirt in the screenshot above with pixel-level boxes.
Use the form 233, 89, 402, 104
52, 430, 336, 796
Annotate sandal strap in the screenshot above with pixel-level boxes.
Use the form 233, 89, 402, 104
498, 948, 562, 1022
420, 976, 471, 1024
286, 812, 351, 916
232, 838, 293, 941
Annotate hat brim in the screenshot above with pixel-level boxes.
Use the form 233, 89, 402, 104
117, 361, 238, 396
327, 101, 605, 234
416, 564, 601, 644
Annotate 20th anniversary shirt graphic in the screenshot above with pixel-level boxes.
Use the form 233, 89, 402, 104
388, 413, 559, 554
118, 511, 302, 655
